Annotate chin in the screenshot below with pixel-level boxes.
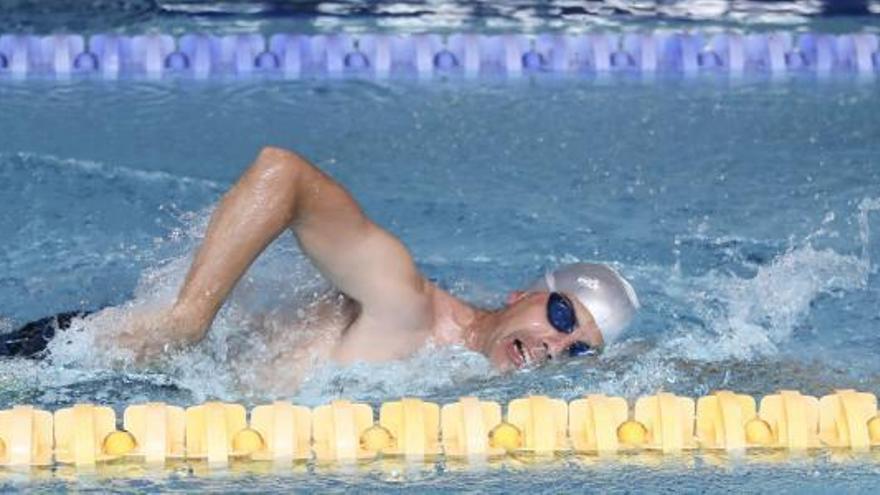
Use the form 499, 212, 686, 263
490, 343, 524, 372
493, 360, 515, 372
487, 348, 514, 372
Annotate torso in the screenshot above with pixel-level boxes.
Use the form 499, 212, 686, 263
233, 284, 477, 393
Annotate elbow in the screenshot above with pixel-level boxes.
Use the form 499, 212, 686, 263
256, 146, 307, 178
257, 145, 298, 163
250, 146, 307, 217
255, 146, 306, 182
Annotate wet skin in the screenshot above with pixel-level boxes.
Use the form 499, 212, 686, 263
103, 146, 606, 383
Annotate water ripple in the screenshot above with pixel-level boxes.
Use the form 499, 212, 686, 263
0, 1, 878, 33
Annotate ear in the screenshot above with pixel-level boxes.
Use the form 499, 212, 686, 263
507, 290, 527, 305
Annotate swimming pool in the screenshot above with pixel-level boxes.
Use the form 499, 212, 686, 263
2, 0, 880, 492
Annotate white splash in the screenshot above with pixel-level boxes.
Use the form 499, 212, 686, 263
691, 197, 879, 360
20, 194, 880, 404
638, 241, 868, 364
294, 344, 494, 406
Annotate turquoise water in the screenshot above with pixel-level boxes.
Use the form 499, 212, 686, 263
1, 0, 880, 492
1, 75, 879, 491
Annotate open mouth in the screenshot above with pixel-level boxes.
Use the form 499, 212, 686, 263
507, 338, 531, 369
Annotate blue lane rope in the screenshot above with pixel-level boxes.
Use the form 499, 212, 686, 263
0, 32, 877, 77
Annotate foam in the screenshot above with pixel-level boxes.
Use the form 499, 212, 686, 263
668, 243, 869, 362
1, 152, 224, 191
5, 185, 878, 408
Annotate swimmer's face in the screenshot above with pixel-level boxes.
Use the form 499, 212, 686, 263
482, 291, 604, 371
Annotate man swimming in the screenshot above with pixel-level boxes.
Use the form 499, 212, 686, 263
3, 147, 639, 378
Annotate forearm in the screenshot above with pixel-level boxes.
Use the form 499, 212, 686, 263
173, 147, 302, 337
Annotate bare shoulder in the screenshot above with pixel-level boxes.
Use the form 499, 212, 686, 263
247, 145, 439, 358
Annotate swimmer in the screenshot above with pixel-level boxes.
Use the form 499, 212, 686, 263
3, 147, 639, 378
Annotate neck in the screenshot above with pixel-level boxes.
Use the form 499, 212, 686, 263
428, 284, 499, 354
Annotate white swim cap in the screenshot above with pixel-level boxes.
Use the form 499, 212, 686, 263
527, 263, 639, 345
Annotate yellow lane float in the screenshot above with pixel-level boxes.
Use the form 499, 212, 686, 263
102, 431, 137, 456
488, 421, 523, 451
249, 401, 312, 462
360, 423, 395, 452
312, 400, 375, 461
634, 393, 696, 453
441, 397, 506, 457
569, 394, 629, 454
758, 390, 820, 450
868, 415, 880, 444
0, 390, 875, 471
231, 428, 264, 455
745, 417, 775, 446
379, 398, 441, 458
617, 420, 649, 446
185, 402, 248, 465
124, 402, 186, 463
696, 391, 756, 451
818, 390, 877, 451
54, 404, 121, 465
0, 405, 53, 466
506, 395, 568, 454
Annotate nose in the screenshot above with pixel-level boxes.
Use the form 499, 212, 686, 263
541, 336, 575, 361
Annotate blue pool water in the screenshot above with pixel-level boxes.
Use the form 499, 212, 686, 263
2, 1, 880, 492
2, 75, 879, 491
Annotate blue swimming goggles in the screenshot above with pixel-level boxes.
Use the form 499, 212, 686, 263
546, 292, 596, 358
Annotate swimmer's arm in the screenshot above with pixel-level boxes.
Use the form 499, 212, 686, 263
168, 146, 429, 343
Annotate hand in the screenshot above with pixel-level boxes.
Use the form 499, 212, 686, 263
96, 305, 205, 363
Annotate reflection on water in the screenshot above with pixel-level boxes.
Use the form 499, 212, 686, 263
1, 445, 879, 492
0, 0, 878, 33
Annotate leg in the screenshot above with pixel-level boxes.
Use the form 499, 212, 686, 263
0, 311, 91, 358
